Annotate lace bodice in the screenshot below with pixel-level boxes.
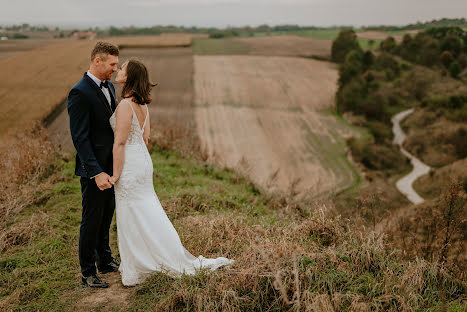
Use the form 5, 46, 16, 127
109, 99, 148, 146
109, 99, 153, 202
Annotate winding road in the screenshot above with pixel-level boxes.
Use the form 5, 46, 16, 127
391, 108, 431, 204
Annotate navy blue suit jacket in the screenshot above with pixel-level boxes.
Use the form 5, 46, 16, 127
67, 73, 117, 178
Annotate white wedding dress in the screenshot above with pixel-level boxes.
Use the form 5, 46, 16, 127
109, 99, 235, 286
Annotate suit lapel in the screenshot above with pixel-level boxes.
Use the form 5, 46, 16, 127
83, 74, 113, 116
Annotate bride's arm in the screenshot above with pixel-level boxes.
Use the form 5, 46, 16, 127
110, 102, 132, 184
143, 106, 150, 146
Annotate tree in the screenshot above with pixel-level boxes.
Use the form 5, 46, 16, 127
380, 36, 397, 53
440, 51, 454, 68
449, 61, 461, 78
331, 29, 362, 63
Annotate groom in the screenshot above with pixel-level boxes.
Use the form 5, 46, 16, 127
67, 41, 120, 288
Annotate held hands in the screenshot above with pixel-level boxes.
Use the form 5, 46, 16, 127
95, 172, 113, 191
109, 175, 119, 185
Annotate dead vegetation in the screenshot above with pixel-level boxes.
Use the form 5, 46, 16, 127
0, 124, 58, 252
379, 182, 466, 279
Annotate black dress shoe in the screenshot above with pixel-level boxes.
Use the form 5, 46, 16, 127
81, 274, 109, 288
98, 257, 120, 274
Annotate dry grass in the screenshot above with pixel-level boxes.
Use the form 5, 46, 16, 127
133, 202, 466, 311
379, 182, 466, 279
356, 31, 403, 42
0, 38, 62, 61
234, 35, 333, 58
0, 124, 58, 240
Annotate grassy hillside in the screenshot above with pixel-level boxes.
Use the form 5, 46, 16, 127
330, 27, 467, 275
0, 135, 466, 311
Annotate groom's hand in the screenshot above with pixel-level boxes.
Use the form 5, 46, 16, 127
95, 172, 112, 190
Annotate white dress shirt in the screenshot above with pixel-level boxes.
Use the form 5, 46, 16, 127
86, 71, 113, 180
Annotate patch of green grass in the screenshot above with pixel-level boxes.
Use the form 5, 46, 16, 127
192, 38, 250, 55
357, 38, 383, 50
0, 146, 277, 311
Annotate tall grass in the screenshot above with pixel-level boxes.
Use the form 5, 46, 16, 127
1, 122, 465, 311
0, 124, 58, 251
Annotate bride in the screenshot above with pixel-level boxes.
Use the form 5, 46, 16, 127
108, 59, 235, 286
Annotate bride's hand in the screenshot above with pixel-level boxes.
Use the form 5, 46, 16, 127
109, 175, 119, 185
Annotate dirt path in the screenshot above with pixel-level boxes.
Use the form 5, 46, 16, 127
391, 108, 430, 204
75, 272, 131, 311
194, 55, 359, 198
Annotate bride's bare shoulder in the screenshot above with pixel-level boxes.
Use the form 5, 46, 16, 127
115, 99, 133, 119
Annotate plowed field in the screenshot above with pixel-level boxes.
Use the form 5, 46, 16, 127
194, 55, 359, 198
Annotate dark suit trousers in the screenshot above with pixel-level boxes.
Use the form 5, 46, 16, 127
79, 177, 115, 277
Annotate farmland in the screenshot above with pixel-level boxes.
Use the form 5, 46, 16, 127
193, 55, 359, 197
3, 33, 361, 198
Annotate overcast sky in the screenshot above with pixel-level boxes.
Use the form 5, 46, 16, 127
1, 0, 466, 28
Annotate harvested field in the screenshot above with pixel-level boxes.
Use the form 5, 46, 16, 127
0, 38, 62, 60
356, 31, 403, 42
108, 33, 208, 49
115, 47, 195, 130
234, 35, 332, 58
194, 55, 359, 198
0, 40, 97, 137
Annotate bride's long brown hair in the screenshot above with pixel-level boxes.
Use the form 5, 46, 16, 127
121, 59, 157, 105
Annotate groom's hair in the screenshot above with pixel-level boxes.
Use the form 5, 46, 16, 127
91, 41, 119, 61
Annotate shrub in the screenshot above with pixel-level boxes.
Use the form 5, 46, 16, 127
375, 53, 400, 78
338, 49, 364, 87
347, 137, 408, 171
336, 78, 366, 114
449, 61, 461, 78
402, 68, 432, 100
366, 121, 393, 144
452, 127, 467, 158
419, 37, 440, 67
440, 50, 454, 68
331, 29, 362, 63
379, 36, 397, 53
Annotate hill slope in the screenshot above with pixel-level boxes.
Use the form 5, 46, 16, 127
0, 143, 465, 311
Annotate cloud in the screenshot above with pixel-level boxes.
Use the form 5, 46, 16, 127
130, 0, 319, 6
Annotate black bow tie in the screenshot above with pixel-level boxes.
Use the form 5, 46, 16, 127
100, 80, 109, 89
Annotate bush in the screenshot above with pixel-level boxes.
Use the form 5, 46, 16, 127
402, 68, 432, 100
336, 78, 366, 114
452, 127, 467, 158
375, 53, 400, 78
449, 61, 461, 78
360, 93, 390, 122
338, 49, 364, 87
347, 137, 408, 171
331, 29, 362, 63
366, 121, 393, 144
440, 50, 454, 68
380, 36, 397, 53
11, 33, 29, 39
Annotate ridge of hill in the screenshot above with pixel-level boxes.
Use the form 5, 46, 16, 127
0, 136, 465, 311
